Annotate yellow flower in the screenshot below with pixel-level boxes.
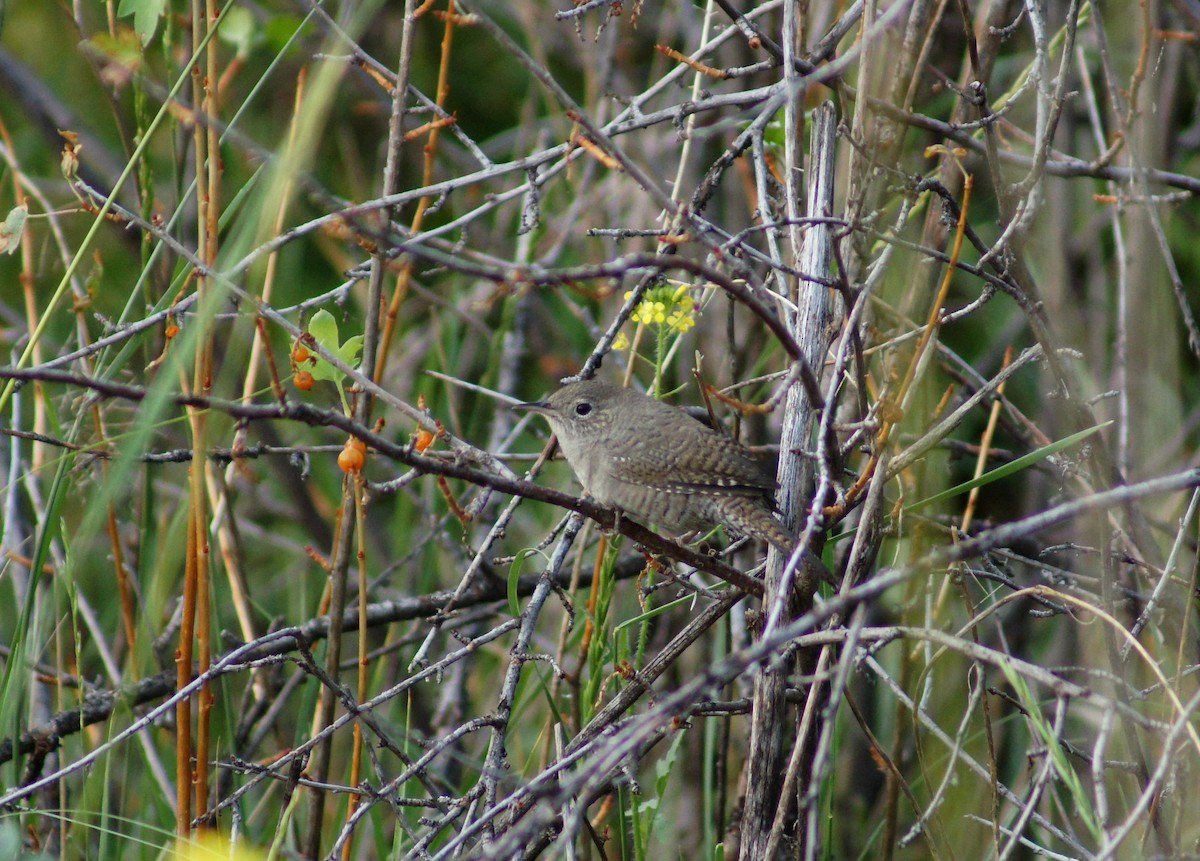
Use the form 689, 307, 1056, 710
173, 833, 266, 860
626, 284, 697, 333
667, 309, 695, 332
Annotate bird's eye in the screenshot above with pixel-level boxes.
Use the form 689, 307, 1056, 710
574, 402, 592, 417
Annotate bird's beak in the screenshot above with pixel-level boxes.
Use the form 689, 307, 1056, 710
512, 400, 553, 416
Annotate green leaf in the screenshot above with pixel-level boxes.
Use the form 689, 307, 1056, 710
0, 821, 20, 858
307, 310, 360, 383
307, 309, 340, 349
906, 422, 1112, 513
0, 204, 28, 255
638, 797, 660, 815
636, 727, 685, 848
116, 0, 165, 44
218, 5, 261, 58
508, 549, 535, 618
998, 657, 1101, 840
614, 595, 693, 634
337, 335, 364, 369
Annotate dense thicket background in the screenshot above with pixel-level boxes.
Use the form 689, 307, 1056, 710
2, 0, 1200, 859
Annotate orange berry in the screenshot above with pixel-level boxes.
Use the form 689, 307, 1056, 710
293, 370, 314, 391
338, 439, 366, 473
292, 344, 311, 364
165, 324, 179, 339
415, 429, 435, 452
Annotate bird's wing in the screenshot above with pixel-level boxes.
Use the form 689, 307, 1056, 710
606, 422, 776, 497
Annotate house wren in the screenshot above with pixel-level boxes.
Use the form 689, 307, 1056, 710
515, 380, 794, 552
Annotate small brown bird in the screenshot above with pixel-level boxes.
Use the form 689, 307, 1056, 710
515, 380, 794, 552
